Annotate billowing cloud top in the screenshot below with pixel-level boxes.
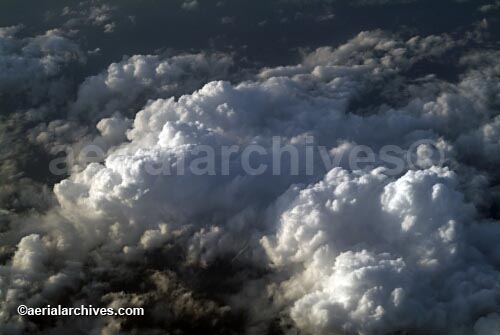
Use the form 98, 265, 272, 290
1, 1, 500, 335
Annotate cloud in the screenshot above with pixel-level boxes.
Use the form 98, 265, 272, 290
62, 2, 118, 33
2, 24, 500, 335
0, 27, 84, 234
474, 314, 500, 335
263, 167, 500, 334
181, 0, 199, 11
71, 53, 234, 121
0, 26, 84, 104
478, 1, 500, 13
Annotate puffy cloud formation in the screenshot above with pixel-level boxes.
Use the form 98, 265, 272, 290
474, 313, 500, 335
0, 26, 85, 222
23, 52, 235, 178
478, 1, 500, 13
0, 26, 84, 104
263, 167, 500, 334
2, 23, 500, 335
71, 53, 234, 121
182, 0, 199, 11
61, 1, 117, 32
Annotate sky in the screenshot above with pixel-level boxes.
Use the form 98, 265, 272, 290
1, 1, 500, 335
